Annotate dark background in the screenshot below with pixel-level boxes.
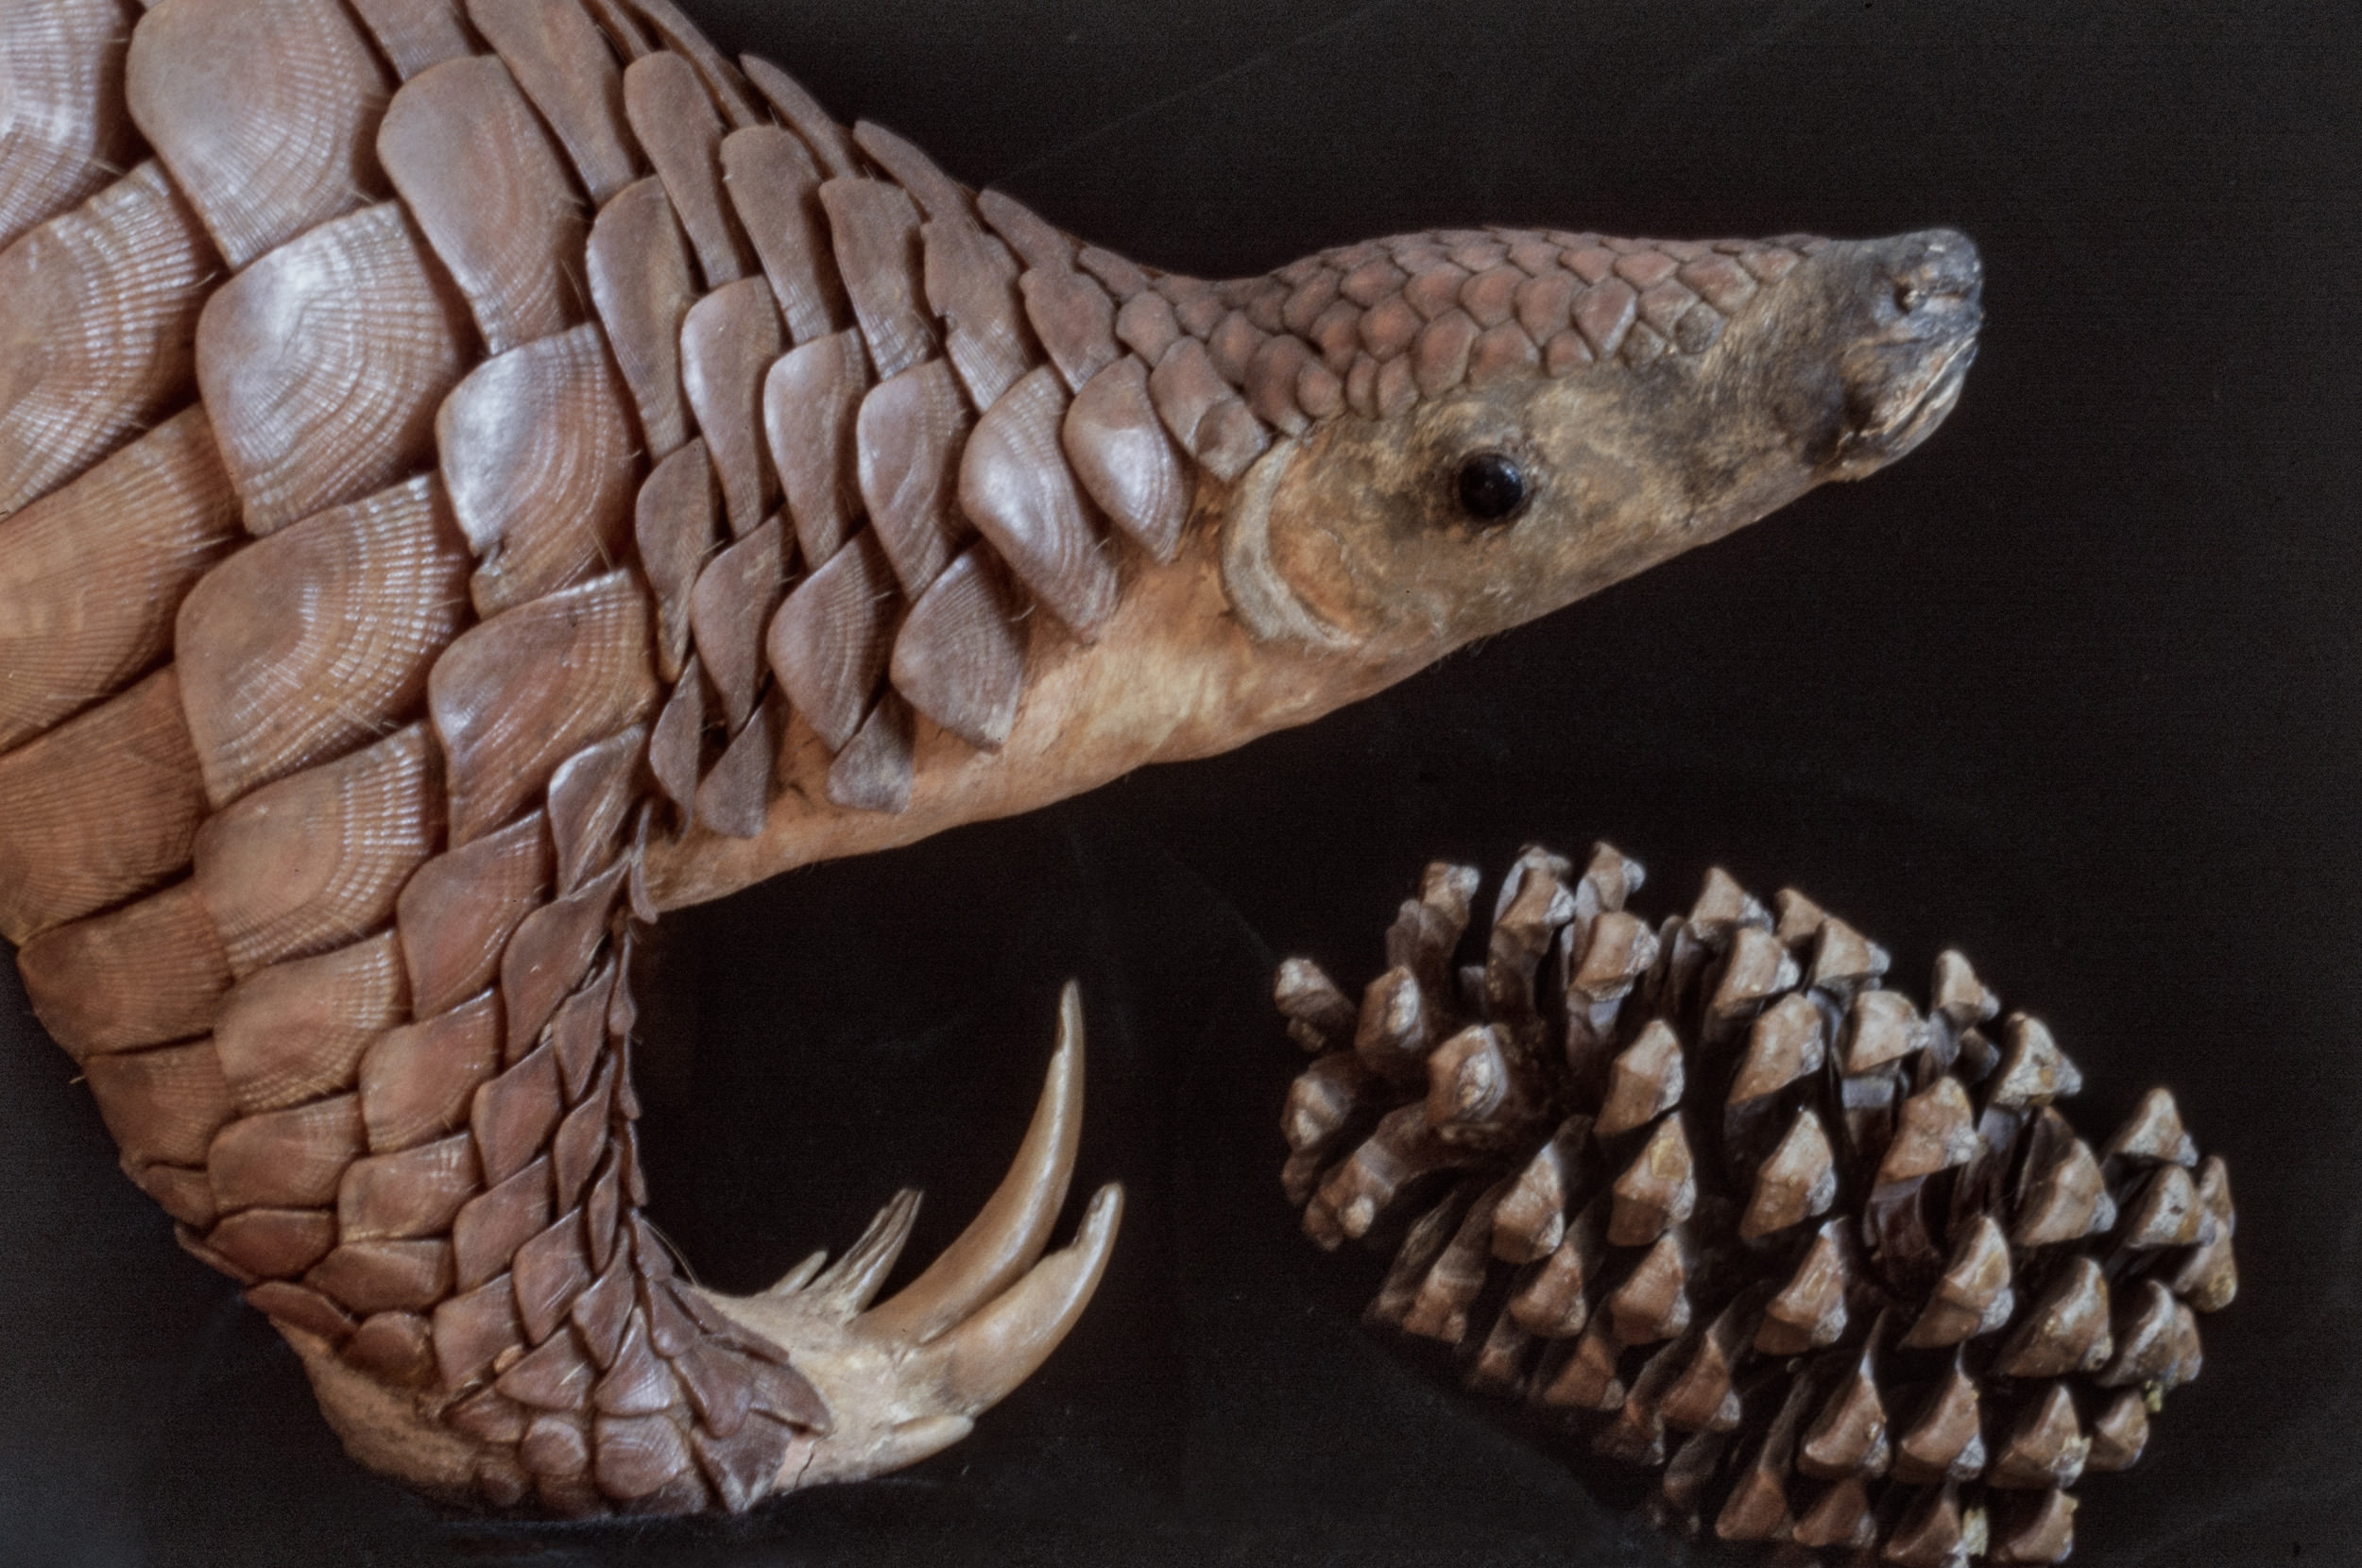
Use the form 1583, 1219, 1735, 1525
1, 1, 2354, 1563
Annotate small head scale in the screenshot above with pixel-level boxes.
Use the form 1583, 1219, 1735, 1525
1207, 225, 1983, 670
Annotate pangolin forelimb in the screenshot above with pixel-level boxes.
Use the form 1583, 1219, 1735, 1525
287, 980, 1121, 1506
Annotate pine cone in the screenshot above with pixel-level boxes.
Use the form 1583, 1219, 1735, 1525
1276, 844, 2235, 1566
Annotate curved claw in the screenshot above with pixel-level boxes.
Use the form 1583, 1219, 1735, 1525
768, 1249, 830, 1296
912, 1181, 1122, 1416
686, 983, 1122, 1496
786, 1182, 1124, 1489
790, 1186, 921, 1317
860, 980, 1086, 1344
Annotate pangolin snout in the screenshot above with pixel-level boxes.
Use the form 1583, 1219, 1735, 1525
1823, 227, 1983, 474
1887, 227, 1983, 320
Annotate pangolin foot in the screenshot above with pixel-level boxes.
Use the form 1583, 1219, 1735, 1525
692, 981, 1122, 1491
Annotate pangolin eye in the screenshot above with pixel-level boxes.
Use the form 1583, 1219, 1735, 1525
1454, 451, 1529, 522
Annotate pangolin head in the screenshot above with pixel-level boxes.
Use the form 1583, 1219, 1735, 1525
662, 222, 1982, 901
1209, 226, 1982, 673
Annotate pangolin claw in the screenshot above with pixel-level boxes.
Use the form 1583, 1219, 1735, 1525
691, 982, 1122, 1491
862, 980, 1089, 1344
783, 1185, 922, 1314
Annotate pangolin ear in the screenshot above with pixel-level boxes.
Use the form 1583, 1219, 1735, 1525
1217, 436, 1348, 649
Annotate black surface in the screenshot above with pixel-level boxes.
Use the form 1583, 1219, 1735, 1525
2, 2, 2355, 1563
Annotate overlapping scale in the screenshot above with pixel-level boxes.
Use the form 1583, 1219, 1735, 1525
0, 0, 138, 252
0, 162, 217, 519
175, 473, 472, 807
763, 329, 868, 567
619, 0, 759, 128
240, 1279, 360, 1342
380, 53, 588, 354
694, 694, 776, 839
974, 187, 1071, 275
0, 668, 207, 944
509, 1217, 592, 1345
208, 1205, 338, 1279
137, 1163, 225, 1228
586, 177, 696, 459
689, 516, 783, 732
646, 653, 704, 819
439, 324, 640, 615
433, 1269, 522, 1387
474, 1044, 563, 1186
498, 858, 624, 1047
124, 0, 388, 269
548, 727, 643, 894
823, 178, 935, 383
396, 811, 553, 1017
361, 991, 501, 1153
16, 880, 231, 1060
767, 530, 896, 754
851, 122, 965, 222
340, 1308, 439, 1384
342, 1132, 480, 1259
1063, 354, 1190, 562
1149, 335, 1269, 483
85, 1037, 235, 1172
623, 49, 746, 288
889, 544, 1025, 752
0, 409, 240, 752
1076, 245, 1151, 301
310, 1237, 454, 1315
574, 0, 653, 58
466, 0, 642, 205
210, 1091, 367, 1211
430, 570, 658, 844
720, 125, 847, 347
922, 205, 1034, 409
632, 439, 720, 684
1019, 265, 1121, 395
212, 929, 407, 1114
197, 201, 473, 534
858, 358, 971, 596
739, 54, 856, 179
678, 277, 781, 537
192, 724, 441, 975
454, 1157, 554, 1290
1112, 288, 1180, 365
959, 365, 1116, 639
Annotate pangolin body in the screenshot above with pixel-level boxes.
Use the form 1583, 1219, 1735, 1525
0, 0, 1981, 1518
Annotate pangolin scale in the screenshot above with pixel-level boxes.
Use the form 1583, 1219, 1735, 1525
0, 0, 1979, 1518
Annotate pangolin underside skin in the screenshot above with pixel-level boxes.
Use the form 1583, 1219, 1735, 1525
0, 0, 1981, 1519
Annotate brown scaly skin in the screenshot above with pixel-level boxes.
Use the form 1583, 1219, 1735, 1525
652, 230, 1982, 912
302, 985, 1116, 1501
334, 220, 1985, 1504
0, 0, 1980, 1518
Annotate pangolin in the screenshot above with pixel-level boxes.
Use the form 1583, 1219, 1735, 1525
0, 0, 1980, 1519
